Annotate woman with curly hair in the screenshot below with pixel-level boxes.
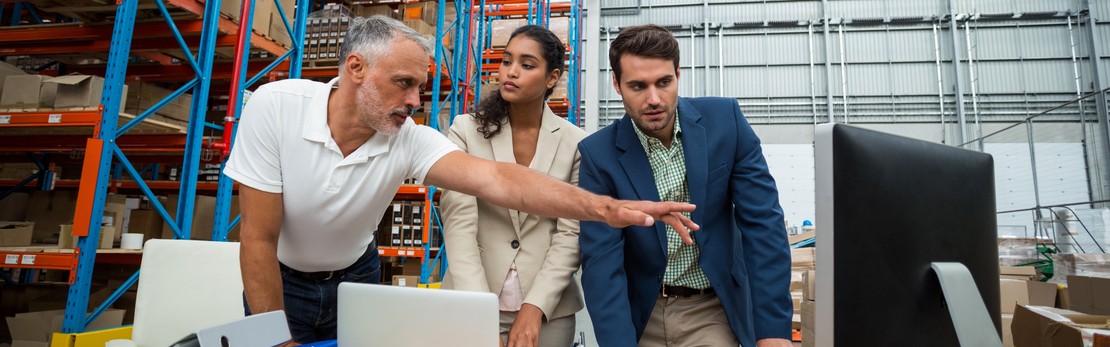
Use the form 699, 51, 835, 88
441, 25, 586, 347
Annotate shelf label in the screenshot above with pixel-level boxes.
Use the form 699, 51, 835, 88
4, 255, 17, 264
21, 255, 35, 265
48, 114, 62, 123
0, 115, 9, 124
378, 249, 385, 255
406, 250, 415, 256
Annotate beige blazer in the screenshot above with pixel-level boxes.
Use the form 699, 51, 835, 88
440, 106, 587, 320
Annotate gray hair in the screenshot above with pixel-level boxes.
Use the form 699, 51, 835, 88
340, 15, 433, 72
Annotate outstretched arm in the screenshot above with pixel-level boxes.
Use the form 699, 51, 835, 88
424, 151, 699, 243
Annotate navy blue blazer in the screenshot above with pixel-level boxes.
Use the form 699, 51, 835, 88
578, 97, 793, 347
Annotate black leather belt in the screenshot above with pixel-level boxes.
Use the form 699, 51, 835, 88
661, 285, 714, 298
280, 243, 375, 282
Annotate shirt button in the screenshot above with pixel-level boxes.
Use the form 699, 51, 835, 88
511, 240, 520, 249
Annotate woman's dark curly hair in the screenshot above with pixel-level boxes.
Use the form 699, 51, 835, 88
474, 25, 565, 139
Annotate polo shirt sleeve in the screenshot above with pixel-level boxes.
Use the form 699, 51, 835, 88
402, 123, 459, 183
224, 85, 284, 193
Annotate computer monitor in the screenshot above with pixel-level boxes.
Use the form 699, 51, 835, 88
337, 282, 499, 346
814, 123, 1002, 347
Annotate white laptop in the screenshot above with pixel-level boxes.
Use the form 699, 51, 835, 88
337, 282, 499, 346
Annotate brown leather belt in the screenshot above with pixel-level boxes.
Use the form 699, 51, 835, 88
661, 285, 714, 298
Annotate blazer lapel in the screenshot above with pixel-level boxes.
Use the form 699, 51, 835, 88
677, 98, 708, 247
489, 119, 523, 234
516, 106, 563, 229
615, 116, 668, 256
529, 106, 562, 176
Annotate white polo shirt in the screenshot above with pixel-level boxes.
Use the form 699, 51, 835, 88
225, 77, 458, 271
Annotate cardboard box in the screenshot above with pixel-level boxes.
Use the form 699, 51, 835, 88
800, 299, 815, 330
0, 221, 34, 247
127, 209, 166, 243
158, 194, 239, 241
0, 60, 27, 99
803, 270, 816, 301
791, 247, 815, 269
42, 75, 102, 108
1002, 313, 1014, 347
24, 190, 77, 243
1001, 266, 1039, 281
1012, 305, 1110, 347
352, 4, 395, 18
403, 19, 435, 36
7, 309, 124, 347
0, 75, 49, 108
1001, 278, 1058, 314
1067, 275, 1110, 315
125, 81, 193, 121
58, 225, 115, 249
489, 16, 568, 48
392, 275, 419, 287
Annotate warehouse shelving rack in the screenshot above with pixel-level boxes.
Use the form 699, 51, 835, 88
464, 0, 582, 125
0, 0, 307, 334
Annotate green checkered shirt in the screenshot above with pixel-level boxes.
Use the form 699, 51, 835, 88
632, 111, 712, 289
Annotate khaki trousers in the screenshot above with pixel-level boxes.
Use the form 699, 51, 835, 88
497, 311, 576, 347
638, 293, 741, 347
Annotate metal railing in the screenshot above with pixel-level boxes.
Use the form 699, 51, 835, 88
965, 87, 1110, 253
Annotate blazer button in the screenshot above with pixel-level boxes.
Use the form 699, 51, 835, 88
511, 240, 520, 249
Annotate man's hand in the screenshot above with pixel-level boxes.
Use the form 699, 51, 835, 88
507, 304, 544, 347
604, 200, 699, 244
756, 338, 793, 347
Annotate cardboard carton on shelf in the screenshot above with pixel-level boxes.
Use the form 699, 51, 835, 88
25, 190, 77, 244
0, 221, 34, 247
0, 75, 49, 109
57, 225, 115, 249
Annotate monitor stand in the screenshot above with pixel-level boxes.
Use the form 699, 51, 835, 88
931, 262, 1003, 347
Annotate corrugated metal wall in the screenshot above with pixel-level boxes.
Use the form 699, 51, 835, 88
591, 0, 1110, 143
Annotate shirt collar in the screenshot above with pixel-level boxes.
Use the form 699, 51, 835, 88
632, 108, 681, 153
302, 77, 340, 143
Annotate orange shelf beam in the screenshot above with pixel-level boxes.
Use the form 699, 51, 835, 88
378, 247, 440, 258
0, 251, 78, 272
0, 110, 101, 127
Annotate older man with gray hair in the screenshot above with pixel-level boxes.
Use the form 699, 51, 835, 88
225, 16, 699, 343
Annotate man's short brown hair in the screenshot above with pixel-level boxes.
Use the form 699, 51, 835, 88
608, 24, 680, 83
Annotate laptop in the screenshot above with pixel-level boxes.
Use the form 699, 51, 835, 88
337, 282, 499, 346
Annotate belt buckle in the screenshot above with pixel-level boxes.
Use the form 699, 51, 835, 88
321, 271, 334, 281
661, 285, 668, 298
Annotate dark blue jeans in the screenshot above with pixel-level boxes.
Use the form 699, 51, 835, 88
245, 243, 381, 343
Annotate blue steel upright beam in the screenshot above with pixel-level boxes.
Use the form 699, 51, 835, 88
176, 0, 223, 240
62, 0, 138, 333
214, 0, 257, 242
430, 0, 448, 132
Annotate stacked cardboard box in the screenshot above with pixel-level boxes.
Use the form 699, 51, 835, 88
0, 74, 127, 110
124, 81, 194, 122
0, 222, 34, 247
800, 270, 816, 347
490, 16, 570, 48
999, 276, 1059, 347
998, 236, 1044, 267
303, 2, 455, 66
220, 0, 296, 48
1012, 305, 1110, 347
790, 247, 815, 315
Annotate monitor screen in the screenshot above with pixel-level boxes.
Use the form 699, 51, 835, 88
814, 123, 1001, 346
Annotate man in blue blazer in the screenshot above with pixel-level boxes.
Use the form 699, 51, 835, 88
578, 24, 793, 347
